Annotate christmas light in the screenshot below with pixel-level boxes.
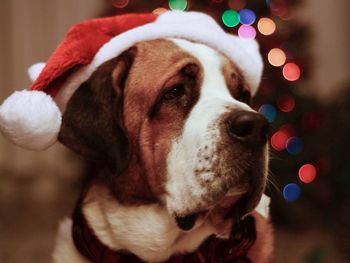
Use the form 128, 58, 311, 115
239, 9, 256, 25
268, 48, 286, 67
222, 10, 240, 27
257, 17, 276, 35
271, 130, 289, 151
286, 136, 303, 155
277, 94, 295, 112
283, 63, 301, 81
299, 164, 317, 183
258, 104, 276, 123
169, 0, 187, 11
228, 0, 246, 11
152, 8, 168, 15
283, 183, 301, 202
112, 0, 129, 8
238, 25, 256, 39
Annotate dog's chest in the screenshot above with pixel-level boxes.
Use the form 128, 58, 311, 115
82, 185, 218, 262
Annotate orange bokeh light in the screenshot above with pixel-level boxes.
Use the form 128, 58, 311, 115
283, 63, 301, 81
257, 17, 276, 35
268, 48, 286, 67
152, 7, 168, 15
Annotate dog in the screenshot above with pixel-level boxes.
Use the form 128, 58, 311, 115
0, 11, 273, 263
50, 38, 273, 263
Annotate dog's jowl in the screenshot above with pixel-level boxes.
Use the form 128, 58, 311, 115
0, 11, 273, 263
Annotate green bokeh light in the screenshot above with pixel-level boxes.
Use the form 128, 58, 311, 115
169, 0, 187, 11
222, 10, 240, 27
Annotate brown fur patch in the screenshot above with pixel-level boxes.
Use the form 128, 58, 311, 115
60, 39, 204, 205
116, 39, 203, 204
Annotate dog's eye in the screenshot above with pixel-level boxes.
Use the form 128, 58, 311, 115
163, 84, 186, 101
236, 85, 251, 105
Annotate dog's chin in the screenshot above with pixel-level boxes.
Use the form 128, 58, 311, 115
175, 193, 245, 231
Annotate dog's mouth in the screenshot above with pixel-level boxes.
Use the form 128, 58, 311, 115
175, 193, 245, 231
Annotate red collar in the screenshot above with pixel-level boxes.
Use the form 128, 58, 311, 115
72, 200, 256, 263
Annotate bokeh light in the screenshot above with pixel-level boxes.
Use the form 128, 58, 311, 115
257, 17, 276, 35
268, 48, 286, 67
112, 0, 129, 8
283, 62, 301, 81
152, 7, 168, 15
222, 10, 240, 27
238, 25, 256, 39
299, 164, 317, 184
259, 104, 276, 123
228, 0, 246, 11
277, 94, 295, 112
239, 9, 256, 25
286, 136, 303, 155
271, 130, 289, 151
283, 183, 301, 202
168, 0, 187, 11
280, 124, 295, 137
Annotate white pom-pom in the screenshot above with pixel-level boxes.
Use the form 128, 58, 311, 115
27, 62, 46, 82
0, 90, 62, 151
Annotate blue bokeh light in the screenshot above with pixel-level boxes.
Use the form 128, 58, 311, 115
258, 104, 277, 123
239, 9, 256, 25
283, 183, 301, 202
286, 136, 303, 155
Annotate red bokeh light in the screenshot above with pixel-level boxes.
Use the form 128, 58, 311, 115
298, 164, 317, 183
112, 0, 129, 8
283, 63, 301, 81
271, 130, 289, 151
277, 94, 295, 112
279, 124, 295, 137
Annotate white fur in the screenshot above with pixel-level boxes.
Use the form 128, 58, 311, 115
165, 39, 253, 217
55, 11, 262, 111
0, 90, 61, 150
52, 187, 271, 263
81, 185, 216, 262
27, 62, 46, 82
255, 194, 270, 218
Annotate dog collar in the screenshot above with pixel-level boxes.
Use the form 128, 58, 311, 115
72, 195, 257, 263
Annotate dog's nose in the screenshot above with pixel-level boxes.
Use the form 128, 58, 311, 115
227, 111, 269, 146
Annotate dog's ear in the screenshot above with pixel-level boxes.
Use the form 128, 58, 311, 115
58, 48, 136, 173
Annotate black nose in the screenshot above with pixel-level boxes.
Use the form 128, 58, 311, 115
227, 111, 269, 146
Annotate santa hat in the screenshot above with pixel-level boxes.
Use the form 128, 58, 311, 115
0, 11, 263, 151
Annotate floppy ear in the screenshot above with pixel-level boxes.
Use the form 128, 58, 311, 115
58, 48, 136, 173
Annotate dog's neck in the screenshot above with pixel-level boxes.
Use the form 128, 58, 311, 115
71, 184, 262, 263
80, 184, 233, 262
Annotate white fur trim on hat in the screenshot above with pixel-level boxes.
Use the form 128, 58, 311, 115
0, 90, 62, 150
28, 62, 46, 82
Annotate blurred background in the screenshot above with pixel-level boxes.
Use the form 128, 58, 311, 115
0, 0, 349, 262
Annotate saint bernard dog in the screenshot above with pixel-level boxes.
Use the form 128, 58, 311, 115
52, 38, 272, 262
0, 12, 273, 263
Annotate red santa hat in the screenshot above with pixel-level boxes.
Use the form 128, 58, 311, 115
0, 11, 263, 151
